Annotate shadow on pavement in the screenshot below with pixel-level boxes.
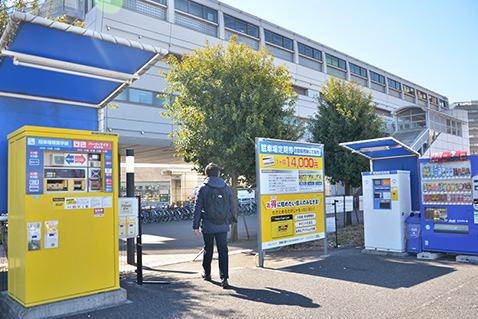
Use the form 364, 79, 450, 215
142, 266, 197, 275
278, 250, 455, 289
229, 286, 320, 308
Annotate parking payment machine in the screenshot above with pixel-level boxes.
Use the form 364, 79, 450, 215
362, 171, 412, 252
8, 126, 119, 307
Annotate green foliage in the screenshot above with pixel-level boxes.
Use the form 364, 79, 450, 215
162, 36, 304, 187
308, 77, 386, 192
1, 0, 85, 35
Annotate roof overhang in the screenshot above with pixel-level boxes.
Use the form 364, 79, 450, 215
339, 137, 419, 160
0, 12, 169, 108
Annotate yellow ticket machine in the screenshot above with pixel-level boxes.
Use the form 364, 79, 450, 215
8, 126, 119, 307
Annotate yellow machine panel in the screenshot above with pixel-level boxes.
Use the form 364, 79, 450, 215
8, 126, 119, 307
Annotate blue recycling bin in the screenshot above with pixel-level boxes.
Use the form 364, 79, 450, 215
406, 213, 422, 253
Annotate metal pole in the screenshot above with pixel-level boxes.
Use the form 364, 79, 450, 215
136, 196, 143, 285
126, 149, 135, 265
343, 195, 346, 227
323, 194, 327, 256
242, 209, 250, 240
255, 138, 264, 267
334, 199, 339, 247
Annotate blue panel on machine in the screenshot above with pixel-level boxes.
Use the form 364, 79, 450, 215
419, 153, 478, 255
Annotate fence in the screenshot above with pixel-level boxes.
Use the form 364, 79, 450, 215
0, 216, 7, 291
325, 195, 363, 228
1, 196, 362, 290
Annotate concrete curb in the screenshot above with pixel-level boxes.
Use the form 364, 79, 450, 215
0, 288, 128, 319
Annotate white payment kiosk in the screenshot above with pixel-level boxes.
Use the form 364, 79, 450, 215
362, 170, 411, 253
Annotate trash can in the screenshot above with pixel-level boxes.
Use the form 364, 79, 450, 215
406, 213, 422, 253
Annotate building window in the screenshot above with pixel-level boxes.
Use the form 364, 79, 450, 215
121, 0, 166, 20
153, 93, 169, 106
325, 54, 346, 70
129, 88, 153, 104
349, 63, 367, 78
114, 88, 174, 107
115, 90, 128, 101
292, 85, 307, 96
388, 79, 401, 91
429, 95, 438, 105
307, 89, 321, 99
444, 119, 462, 136
264, 30, 293, 50
370, 71, 385, 84
417, 90, 427, 100
175, 0, 217, 23
403, 84, 415, 96
298, 43, 322, 61
396, 108, 426, 130
439, 99, 447, 108
224, 14, 259, 38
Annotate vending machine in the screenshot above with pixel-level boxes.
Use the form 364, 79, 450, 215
419, 152, 478, 255
8, 126, 119, 307
362, 171, 412, 252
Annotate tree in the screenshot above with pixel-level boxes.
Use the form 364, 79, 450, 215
1, 0, 85, 35
308, 77, 386, 223
162, 36, 304, 241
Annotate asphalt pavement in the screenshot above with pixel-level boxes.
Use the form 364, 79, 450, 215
62, 214, 478, 319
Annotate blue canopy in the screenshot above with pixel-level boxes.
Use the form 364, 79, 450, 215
0, 12, 168, 108
340, 137, 419, 160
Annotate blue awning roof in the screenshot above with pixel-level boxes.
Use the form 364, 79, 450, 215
340, 137, 419, 160
0, 12, 168, 108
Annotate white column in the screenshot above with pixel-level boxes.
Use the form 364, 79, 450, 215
345, 60, 351, 81
259, 26, 265, 47
293, 40, 299, 64
167, 0, 175, 23
218, 11, 225, 40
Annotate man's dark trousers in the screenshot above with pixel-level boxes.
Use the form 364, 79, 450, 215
202, 232, 228, 279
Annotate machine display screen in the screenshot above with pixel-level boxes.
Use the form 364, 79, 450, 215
373, 178, 391, 210
25, 137, 114, 194
424, 206, 448, 222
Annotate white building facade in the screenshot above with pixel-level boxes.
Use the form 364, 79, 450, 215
79, 0, 450, 150
53, 0, 463, 199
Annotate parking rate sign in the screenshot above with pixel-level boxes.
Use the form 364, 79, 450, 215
256, 138, 325, 250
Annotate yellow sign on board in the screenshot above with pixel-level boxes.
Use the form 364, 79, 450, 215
391, 186, 399, 200
257, 139, 325, 251
260, 154, 323, 170
260, 192, 325, 249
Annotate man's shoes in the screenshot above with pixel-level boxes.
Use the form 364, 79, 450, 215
221, 278, 229, 288
201, 272, 211, 281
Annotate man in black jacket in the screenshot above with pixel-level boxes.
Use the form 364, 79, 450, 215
193, 163, 235, 288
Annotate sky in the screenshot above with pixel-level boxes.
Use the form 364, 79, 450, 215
219, 0, 478, 104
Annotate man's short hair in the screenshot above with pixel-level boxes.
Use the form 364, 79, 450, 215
205, 163, 220, 177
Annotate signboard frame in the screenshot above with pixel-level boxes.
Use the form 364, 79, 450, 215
255, 138, 327, 267
118, 196, 139, 239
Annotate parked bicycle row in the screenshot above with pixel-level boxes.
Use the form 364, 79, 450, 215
140, 206, 193, 224
238, 203, 257, 216
140, 203, 256, 224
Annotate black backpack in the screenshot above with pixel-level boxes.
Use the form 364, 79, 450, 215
203, 184, 235, 225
